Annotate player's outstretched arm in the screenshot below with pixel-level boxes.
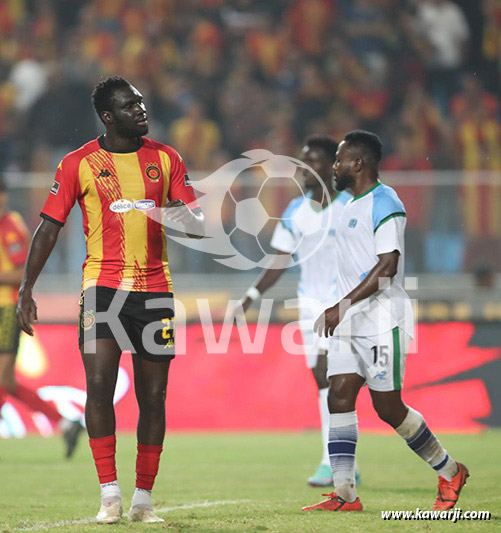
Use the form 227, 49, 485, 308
315, 251, 399, 337
17, 219, 61, 336
235, 251, 291, 322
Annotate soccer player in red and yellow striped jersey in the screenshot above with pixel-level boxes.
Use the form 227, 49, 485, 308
0, 175, 84, 456
17, 77, 205, 524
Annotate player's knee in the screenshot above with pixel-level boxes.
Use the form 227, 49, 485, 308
328, 379, 356, 413
373, 401, 400, 426
328, 384, 354, 412
138, 386, 166, 412
85, 374, 114, 404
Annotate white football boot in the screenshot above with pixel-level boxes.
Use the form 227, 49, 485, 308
95, 497, 123, 524
128, 505, 165, 523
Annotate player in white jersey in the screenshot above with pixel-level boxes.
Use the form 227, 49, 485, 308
302, 131, 468, 512
236, 136, 358, 487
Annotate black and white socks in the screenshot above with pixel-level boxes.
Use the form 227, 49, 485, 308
328, 411, 358, 502
395, 407, 458, 481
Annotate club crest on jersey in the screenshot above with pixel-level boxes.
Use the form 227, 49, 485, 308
348, 218, 358, 228
81, 310, 96, 331
145, 162, 161, 182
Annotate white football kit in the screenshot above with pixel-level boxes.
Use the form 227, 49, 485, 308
270, 191, 351, 367
328, 181, 415, 391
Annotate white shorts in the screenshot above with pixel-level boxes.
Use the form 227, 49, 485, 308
327, 327, 411, 392
299, 306, 330, 369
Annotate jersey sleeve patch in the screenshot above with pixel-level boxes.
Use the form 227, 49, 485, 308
372, 186, 406, 233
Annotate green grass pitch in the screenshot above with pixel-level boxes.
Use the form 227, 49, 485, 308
0, 431, 499, 532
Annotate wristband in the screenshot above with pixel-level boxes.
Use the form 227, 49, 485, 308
245, 287, 261, 301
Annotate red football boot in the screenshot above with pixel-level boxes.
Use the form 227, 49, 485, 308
302, 492, 363, 512
432, 462, 469, 510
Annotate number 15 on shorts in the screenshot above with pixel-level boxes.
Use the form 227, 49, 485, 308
372, 345, 389, 367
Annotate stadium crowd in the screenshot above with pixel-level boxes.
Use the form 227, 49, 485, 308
0, 0, 500, 273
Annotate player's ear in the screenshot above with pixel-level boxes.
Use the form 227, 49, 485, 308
100, 110, 113, 125
354, 157, 363, 172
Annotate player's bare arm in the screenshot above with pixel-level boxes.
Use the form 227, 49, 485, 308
17, 219, 61, 336
314, 251, 399, 337
163, 199, 205, 239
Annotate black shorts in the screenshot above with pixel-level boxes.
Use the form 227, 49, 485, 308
0, 305, 21, 355
78, 286, 175, 362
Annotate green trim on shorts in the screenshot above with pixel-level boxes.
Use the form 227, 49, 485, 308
392, 327, 401, 390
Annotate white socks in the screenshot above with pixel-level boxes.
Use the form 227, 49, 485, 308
100, 482, 153, 510
319, 388, 330, 465
131, 488, 152, 509
328, 411, 358, 503
395, 407, 458, 481
100, 481, 121, 506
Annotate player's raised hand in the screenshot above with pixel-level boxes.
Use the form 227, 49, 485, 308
314, 304, 340, 337
17, 289, 38, 336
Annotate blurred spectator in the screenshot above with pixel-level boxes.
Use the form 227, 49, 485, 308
245, 18, 287, 79
338, 0, 394, 73
414, 0, 470, 113
383, 127, 432, 271
347, 65, 389, 131
398, 83, 453, 166
25, 66, 97, 168
8, 55, 48, 113
294, 62, 331, 141
451, 74, 499, 122
482, 0, 501, 91
287, 0, 334, 56
169, 100, 221, 170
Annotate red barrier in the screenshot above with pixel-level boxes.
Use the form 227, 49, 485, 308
1, 322, 498, 436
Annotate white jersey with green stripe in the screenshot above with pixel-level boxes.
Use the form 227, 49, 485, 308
270, 190, 351, 306
334, 181, 414, 338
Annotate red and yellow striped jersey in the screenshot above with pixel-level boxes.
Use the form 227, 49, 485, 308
0, 211, 30, 306
41, 136, 199, 292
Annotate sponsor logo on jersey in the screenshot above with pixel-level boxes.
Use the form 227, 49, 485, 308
134, 199, 156, 211
81, 310, 96, 331
50, 181, 60, 195
110, 199, 133, 213
145, 162, 161, 181
348, 218, 358, 228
